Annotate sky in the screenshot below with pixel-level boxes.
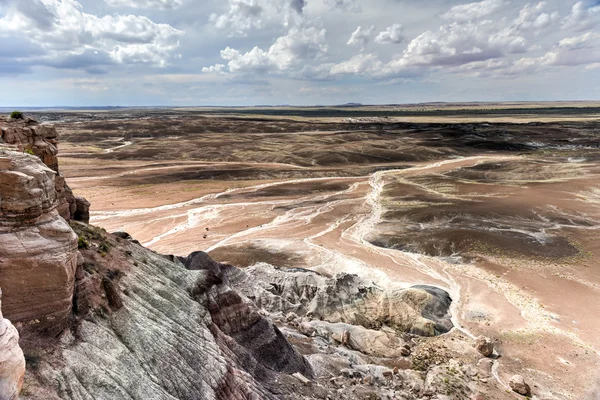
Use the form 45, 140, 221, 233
0, 0, 599, 106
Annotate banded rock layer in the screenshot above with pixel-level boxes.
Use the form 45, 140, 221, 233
0, 150, 78, 334
33, 223, 312, 400
0, 116, 88, 222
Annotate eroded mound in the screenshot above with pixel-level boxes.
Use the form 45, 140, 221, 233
226, 263, 453, 336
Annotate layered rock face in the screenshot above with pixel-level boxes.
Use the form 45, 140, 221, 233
31, 224, 312, 400
0, 117, 80, 222
0, 149, 78, 334
0, 289, 25, 400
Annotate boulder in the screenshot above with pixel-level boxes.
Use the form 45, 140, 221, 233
509, 375, 531, 396
0, 289, 25, 400
474, 336, 494, 357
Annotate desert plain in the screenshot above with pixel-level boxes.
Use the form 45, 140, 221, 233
37, 104, 600, 398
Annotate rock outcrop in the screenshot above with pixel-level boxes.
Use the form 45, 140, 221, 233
225, 263, 454, 336
0, 116, 85, 222
73, 196, 90, 224
21, 222, 311, 400
0, 149, 78, 334
0, 289, 25, 400
179, 252, 313, 377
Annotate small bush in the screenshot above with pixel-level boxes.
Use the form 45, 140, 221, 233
10, 111, 24, 119
78, 236, 89, 249
99, 242, 111, 254
24, 148, 35, 155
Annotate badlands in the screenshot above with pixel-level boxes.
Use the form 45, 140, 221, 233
1, 105, 600, 399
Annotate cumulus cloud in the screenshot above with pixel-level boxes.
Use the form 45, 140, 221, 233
322, 1, 570, 80
204, 0, 600, 84
210, 0, 305, 37
541, 32, 600, 66
391, 1, 569, 71
562, 1, 600, 31
514, 2, 560, 31
441, 0, 505, 22
455, 31, 600, 78
374, 24, 405, 44
202, 64, 226, 74
330, 53, 382, 75
210, 0, 265, 36
104, 0, 184, 9
399, 20, 526, 68
4, 0, 600, 104
0, 0, 183, 70
207, 0, 593, 82
347, 25, 374, 48
209, 25, 328, 73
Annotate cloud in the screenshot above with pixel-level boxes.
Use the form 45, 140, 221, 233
324, 0, 360, 13
3, 0, 600, 105
562, 1, 600, 31
209, 25, 328, 73
399, 20, 524, 68
321, 1, 569, 80
441, 0, 505, 22
375, 24, 405, 45
346, 25, 374, 48
104, 0, 184, 9
207, 0, 580, 82
209, 0, 305, 37
210, 0, 265, 37
0, 0, 183, 69
330, 53, 382, 75
202, 64, 226, 74
289, 0, 306, 14
514, 2, 560, 31
14, 0, 56, 29
455, 31, 600, 77
542, 32, 600, 66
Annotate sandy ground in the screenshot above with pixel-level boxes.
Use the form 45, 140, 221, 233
55, 112, 600, 399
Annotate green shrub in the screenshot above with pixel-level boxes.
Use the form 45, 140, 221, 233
10, 111, 24, 119
99, 242, 111, 253
78, 236, 89, 249
24, 148, 35, 155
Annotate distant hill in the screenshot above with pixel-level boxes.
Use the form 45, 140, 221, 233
335, 103, 363, 107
